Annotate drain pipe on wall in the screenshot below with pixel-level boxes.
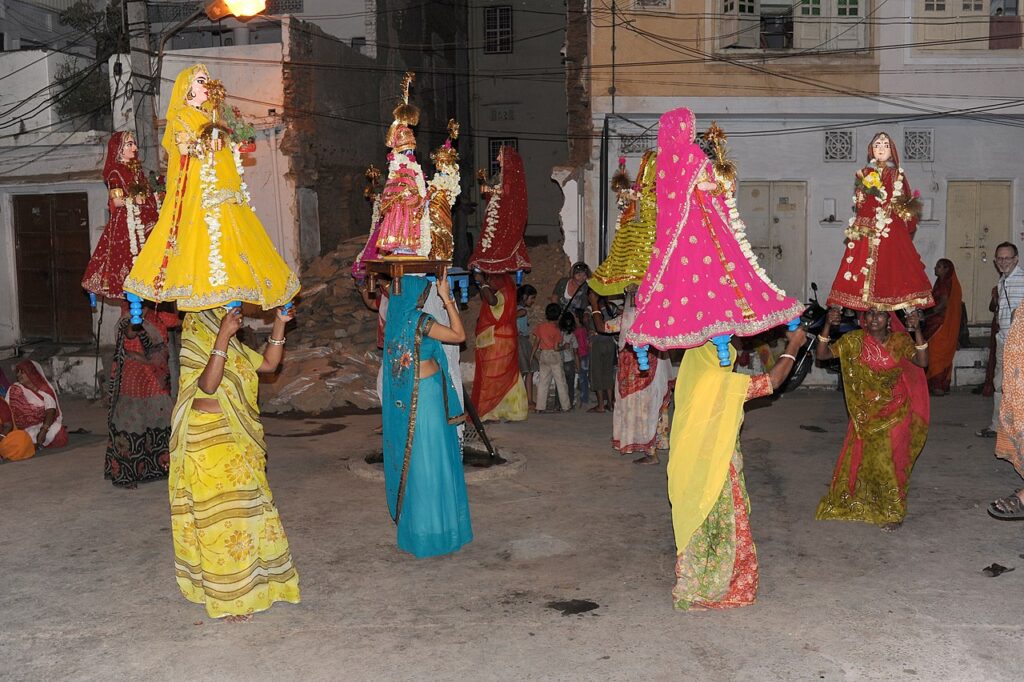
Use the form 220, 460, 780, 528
598, 115, 610, 264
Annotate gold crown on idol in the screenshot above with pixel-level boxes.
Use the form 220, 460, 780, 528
431, 119, 460, 167
386, 72, 420, 152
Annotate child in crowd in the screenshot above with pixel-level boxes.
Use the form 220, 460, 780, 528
531, 303, 571, 412
559, 311, 581, 408
574, 310, 590, 406
516, 284, 538, 410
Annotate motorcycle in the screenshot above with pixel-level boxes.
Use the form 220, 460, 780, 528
779, 282, 859, 392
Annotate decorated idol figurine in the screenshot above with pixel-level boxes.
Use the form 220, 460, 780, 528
375, 72, 427, 258
467, 145, 530, 273
82, 131, 160, 303
625, 109, 803, 365
826, 132, 932, 312
124, 63, 299, 312
422, 119, 461, 261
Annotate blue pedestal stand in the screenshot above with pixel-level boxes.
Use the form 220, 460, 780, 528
126, 292, 144, 326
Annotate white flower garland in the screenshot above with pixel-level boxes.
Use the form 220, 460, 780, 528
369, 194, 382, 234
480, 185, 502, 250
200, 149, 228, 287
125, 198, 145, 260
198, 142, 255, 288
231, 142, 252, 206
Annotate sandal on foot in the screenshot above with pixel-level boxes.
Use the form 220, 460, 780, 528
988, 489, 1024, 520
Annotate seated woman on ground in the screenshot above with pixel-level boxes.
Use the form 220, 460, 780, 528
6, 360, 68, 451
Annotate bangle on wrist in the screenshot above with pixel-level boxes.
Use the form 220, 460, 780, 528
817, 334, 831, 343
210, 349, 228, 359
915, 342, 929, 351
780, 353, 797, 362
267, 337, 286, 346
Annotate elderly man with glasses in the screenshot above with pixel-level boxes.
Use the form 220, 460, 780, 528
978, 242, 1024, 438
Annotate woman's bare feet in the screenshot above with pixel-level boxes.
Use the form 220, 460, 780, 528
633, 454, 659, 465
587, 405, 605, 413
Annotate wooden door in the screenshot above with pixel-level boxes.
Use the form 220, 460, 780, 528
13, 193, 93, 342
946, 181, 1012, 323
737, 181, 808, 301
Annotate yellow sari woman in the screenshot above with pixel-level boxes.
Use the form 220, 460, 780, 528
169, 308, 300, 618
670, 331, 804, 611
124, 64, 299, 310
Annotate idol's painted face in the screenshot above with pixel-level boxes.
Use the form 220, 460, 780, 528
120, 135, 138, 162
188, 72, 209, 106
871, 136, 892, 164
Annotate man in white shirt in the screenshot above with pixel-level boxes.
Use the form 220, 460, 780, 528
978, 242, 1024, 437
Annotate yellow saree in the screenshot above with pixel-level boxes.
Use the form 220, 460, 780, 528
668, 342, 750, 555
124, 64, 299, 311
168, 309, 300, 618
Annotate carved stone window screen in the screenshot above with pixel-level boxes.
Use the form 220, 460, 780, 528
903, 129, 934, 162
618, 133, 656, 154
824, 130, 854, 162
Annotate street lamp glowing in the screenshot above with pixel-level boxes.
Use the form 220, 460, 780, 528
205, 0, 266, 21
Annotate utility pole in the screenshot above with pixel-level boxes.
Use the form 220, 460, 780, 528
126, 0, 159, 174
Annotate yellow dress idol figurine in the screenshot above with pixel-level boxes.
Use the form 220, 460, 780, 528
124, 64, 299, 310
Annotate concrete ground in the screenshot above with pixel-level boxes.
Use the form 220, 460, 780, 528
1, 389, 1022, 681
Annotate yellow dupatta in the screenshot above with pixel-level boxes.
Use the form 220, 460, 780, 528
167, 309, 267, 504
667, 341, 751, 554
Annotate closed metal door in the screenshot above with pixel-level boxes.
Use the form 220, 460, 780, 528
946, 181, 1011, 323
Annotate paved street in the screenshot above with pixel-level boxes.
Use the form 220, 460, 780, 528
1, 389, 1021, 681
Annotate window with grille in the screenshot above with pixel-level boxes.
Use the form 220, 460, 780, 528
635, 0, 670, 7
837, 0, 859, 15
484, 6, 513, 54
824, 130, 854, 161
488, 138, 518, 177
903, 130, 934, 161
618, 133, 656, 154
923, 0, 946, 10
800, 0, 822, 15
266, 0, 304, 12
962, 0, 983, 9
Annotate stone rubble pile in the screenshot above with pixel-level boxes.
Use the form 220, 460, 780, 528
260, 236, 382, 414
259, 237, 571, 415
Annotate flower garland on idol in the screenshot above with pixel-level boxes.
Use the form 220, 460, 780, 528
124, 198, 145, 261
480, 182, 501, 250
199, 141, 251, 288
